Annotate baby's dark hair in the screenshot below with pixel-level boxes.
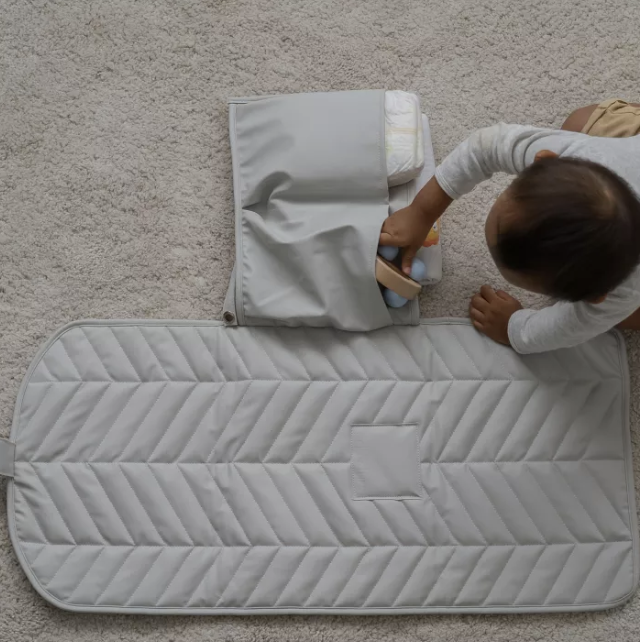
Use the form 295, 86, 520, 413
496, 157, 640, 301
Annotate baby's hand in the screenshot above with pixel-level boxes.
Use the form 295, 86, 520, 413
379, 204, 432, 274
469, 286, 523, 346
379, 175, 452, 274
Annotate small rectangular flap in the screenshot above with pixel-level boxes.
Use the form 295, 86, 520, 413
0, 438, 16, 478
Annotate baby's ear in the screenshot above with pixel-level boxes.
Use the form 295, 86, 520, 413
534, 149, 559, 162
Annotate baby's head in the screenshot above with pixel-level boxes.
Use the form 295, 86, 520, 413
485, 154, 640, 302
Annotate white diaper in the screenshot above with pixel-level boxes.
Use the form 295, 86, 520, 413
385, 90, 425, 186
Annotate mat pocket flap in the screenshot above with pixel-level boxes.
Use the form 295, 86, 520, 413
226, 90, 418, 331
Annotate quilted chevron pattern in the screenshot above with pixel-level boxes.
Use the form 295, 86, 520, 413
7, 321, 638, 613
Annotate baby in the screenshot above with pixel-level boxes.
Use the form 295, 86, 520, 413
380, 99, 640, 353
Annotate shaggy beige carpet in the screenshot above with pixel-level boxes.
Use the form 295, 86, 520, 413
1, 1, 640, 640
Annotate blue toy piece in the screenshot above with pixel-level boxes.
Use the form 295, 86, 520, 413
409, 257, 426, 282
383, 288, 408, 308
378, 245, 399, 261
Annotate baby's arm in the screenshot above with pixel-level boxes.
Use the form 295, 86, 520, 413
435, 123, 579, 199
470, 282, 640, 353
508, 287, 640, 353
380, 124, 583, 271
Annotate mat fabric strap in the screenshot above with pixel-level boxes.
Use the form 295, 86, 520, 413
0, 438, 15, 478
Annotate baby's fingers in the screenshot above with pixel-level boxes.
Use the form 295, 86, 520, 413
401, 246, 417, 275
470, 294, 490, 312
379, 230, 398, 246
480, 285, 499, 302
379, 217, 404, 246
469, 306, 485, 323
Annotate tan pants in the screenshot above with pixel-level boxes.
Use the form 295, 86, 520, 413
582, 99, 640, 137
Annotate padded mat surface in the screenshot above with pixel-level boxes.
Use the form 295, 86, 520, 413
5, 320, 638, 613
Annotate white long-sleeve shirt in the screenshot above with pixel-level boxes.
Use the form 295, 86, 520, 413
434, 125, 640, 353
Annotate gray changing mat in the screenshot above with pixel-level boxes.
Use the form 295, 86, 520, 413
3, 319, 638, 614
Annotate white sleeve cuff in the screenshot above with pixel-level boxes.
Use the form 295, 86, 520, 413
434, 166, 462, 200
507, 309, 539, 354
